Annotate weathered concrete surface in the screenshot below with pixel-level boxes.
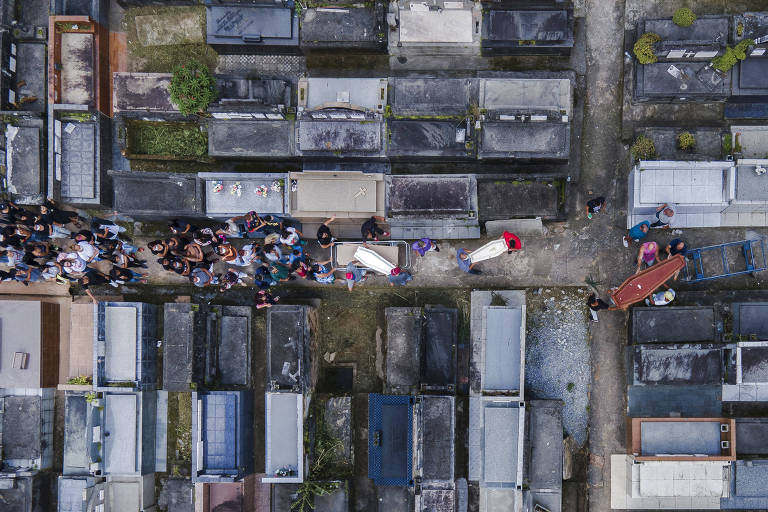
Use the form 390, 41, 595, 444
581, 1, 630, 511
134, 12, 204, 46
60, 32, 94, 106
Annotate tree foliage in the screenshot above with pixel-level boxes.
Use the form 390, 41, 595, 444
711, 39, 754, 72
672, 8, 696, 27
633, 32, 662, 64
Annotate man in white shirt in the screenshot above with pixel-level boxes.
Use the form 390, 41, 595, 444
75, 240, 99, 263
650, 203, 676, 229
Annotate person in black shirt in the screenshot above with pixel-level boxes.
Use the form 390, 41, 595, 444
587, 293, 616, 323
168, 219, 199, 235
585, 197, 606, 219
665, 238, 688, 280
361, 216, 389, 241
38, 199, 82, 227
79, 270, 111, 303
317, 216, 336, 248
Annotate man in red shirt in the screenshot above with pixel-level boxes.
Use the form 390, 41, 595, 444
502, 231, 522, 254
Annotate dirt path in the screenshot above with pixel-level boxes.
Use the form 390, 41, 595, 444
579, 0, 631, 511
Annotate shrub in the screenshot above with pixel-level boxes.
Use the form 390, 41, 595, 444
723, 134, 732, 155
633, 32, 662, 64
672, 8, 696, 27
127, 121, 208, 158
169, 59, 217, 115
677, 131, 695, 150
67, 375, 92, 385
737, 22, 744, 37
712, 39, 754, 72
733, 38, 754, 59
631, 135, 656, 160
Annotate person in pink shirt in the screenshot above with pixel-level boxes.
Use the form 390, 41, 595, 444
635, 241, 660, 273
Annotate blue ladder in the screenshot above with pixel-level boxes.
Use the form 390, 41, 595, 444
684, 239, 767, 282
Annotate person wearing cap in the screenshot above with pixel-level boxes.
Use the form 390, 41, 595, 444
345, 260, 367, 291
388, 266, 413, 286
645, 288, 676, 306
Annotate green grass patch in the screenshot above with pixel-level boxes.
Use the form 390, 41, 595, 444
126, 121, 208, 158
124, 5, 218, 73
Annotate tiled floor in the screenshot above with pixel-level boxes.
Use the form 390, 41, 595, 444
203, 393, 237, 470
611, 455, 724, 510
61, 122, 97, 202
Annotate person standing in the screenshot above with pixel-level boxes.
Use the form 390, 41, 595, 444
411, 238, 439, 257
635, 241, 660, 273
255, 289, 280, 309
645, 288, 676, 306
361, 216, 389, 241
585, 197, 606, 219
388, 266, 413, 286
587, 294, 615, 322
456, 248, 480, 274
189, 267, 218, 288
650, 203, 676, 229
344, 260, 367, 291
622, 220, 650, 247
317, 216, 337, 248
666, 238, 688, 258
501, 231, 522, 253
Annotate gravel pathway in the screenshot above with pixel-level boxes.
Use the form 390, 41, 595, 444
525, 288, 591, 446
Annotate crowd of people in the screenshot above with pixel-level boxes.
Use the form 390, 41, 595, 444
587, 197, 684, 322
5, 196, 687, 322
147, 213, 416, 308
0, 200, 147, 301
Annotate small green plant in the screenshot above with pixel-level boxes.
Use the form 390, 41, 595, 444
567, 382, 575, 392
677, 131, 695, 150
672, 8, 696, 27
737, 22, 744, 37
723, 133, 732, 156
383, 105, 392, 118
67, 375, 92, 385
85, 392, 98, 404
633, 32, 662, 64
631, 135, 656, 160
169, 59, 217, 116
711, 39, 754, 72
